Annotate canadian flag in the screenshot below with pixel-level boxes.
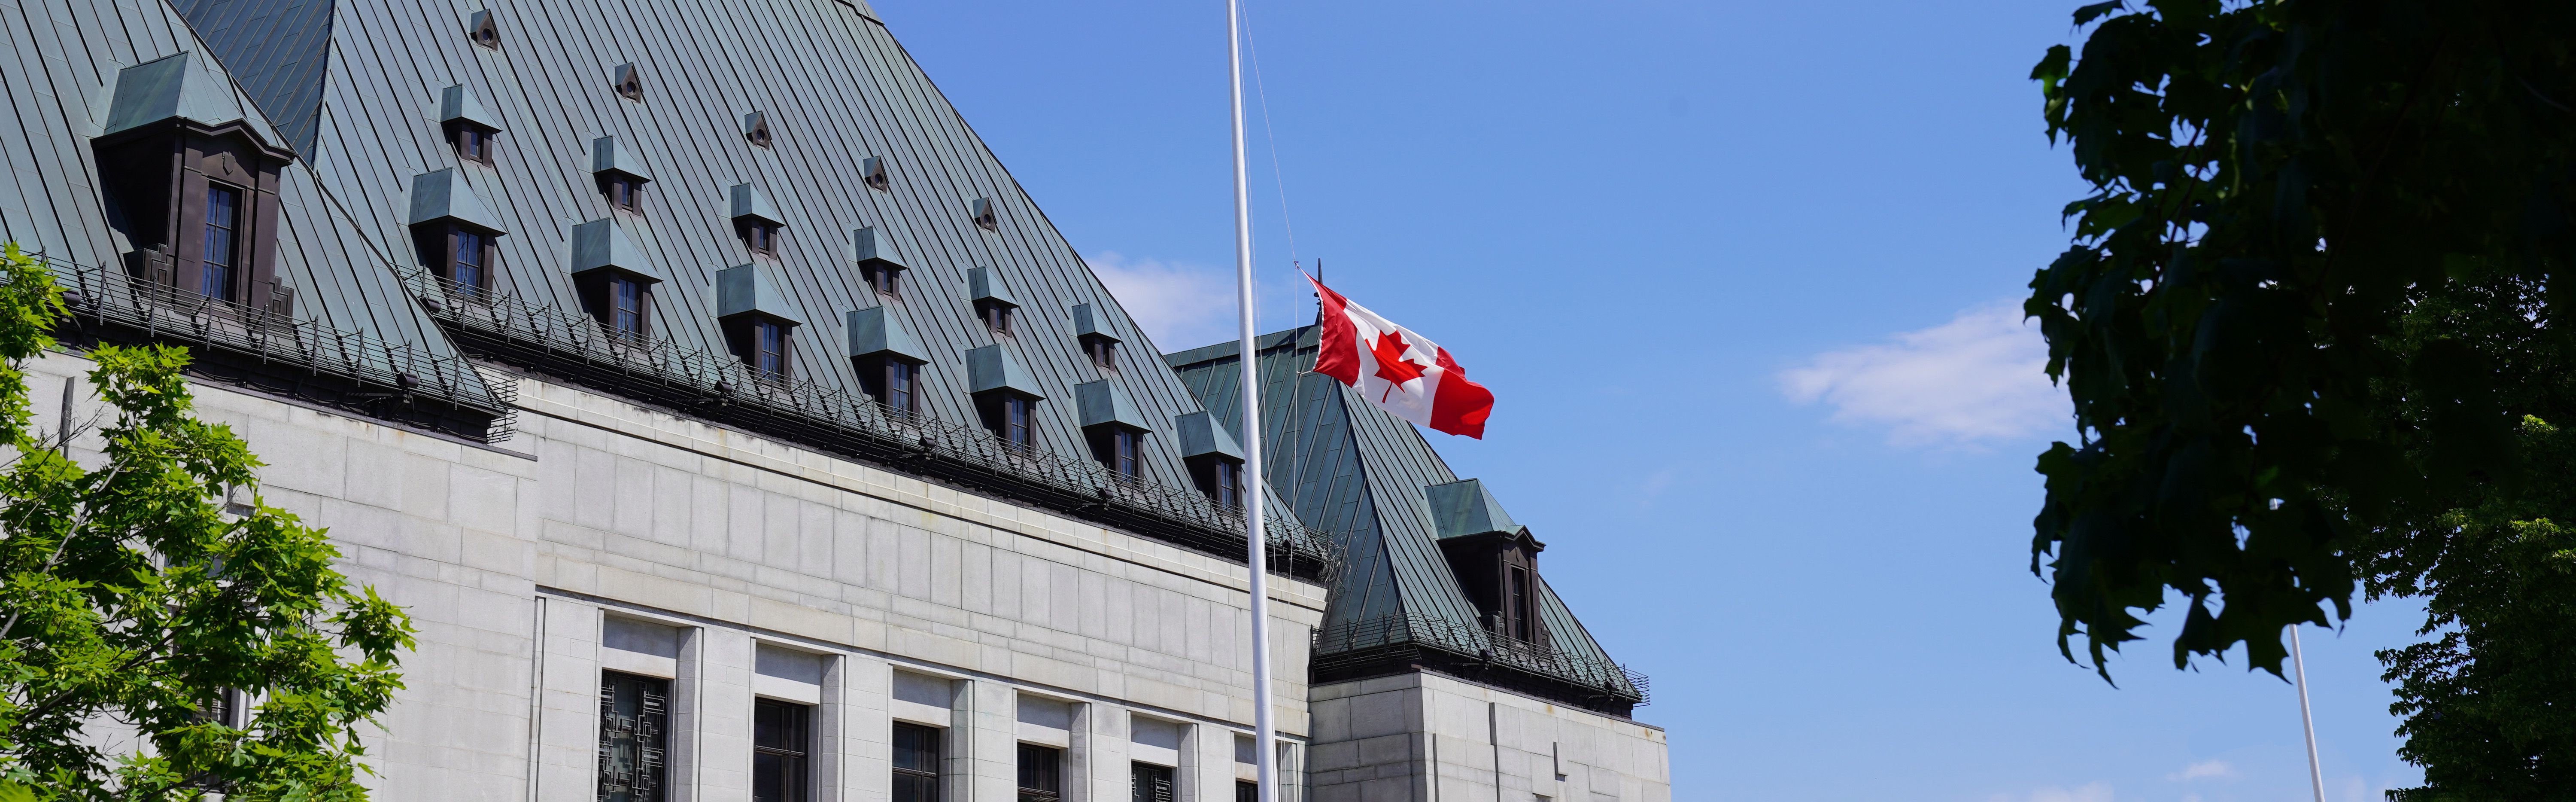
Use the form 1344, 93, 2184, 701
1307, 274, 1495, 438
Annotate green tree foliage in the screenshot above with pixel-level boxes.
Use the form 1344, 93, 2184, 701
2029, 0, 2576, 795
0, 242, 415, 800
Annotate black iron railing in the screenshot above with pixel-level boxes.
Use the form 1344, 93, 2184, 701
37, 255, 517, 441
1312, 613, 1649, 707
392, 267, 1342, 581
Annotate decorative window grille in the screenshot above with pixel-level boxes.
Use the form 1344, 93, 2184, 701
598, 671, 669, 802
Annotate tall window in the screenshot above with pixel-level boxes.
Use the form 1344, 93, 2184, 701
752, 320, 788, 379
1191, 457, 1243, 509
753, 699, 811, 802
1018, 744, 1063, 802
893, 723, 942, 802
452, 229, 489, 296
980, 301, 1014, 335
201, 185, 242, 301
1131, 763, 1174, 802
1237, 781, 1258, 802
454, 126, 495, 165
1506, 565, 1532, 641
598, 672, 669, 802
860, 357, 920, 415
608, 276, 647, 338
1002, 396, 1033, 448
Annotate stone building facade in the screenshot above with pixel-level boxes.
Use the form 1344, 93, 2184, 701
0, 0, 1669, 800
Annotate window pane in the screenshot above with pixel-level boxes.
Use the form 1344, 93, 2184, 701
890, 362, 914, 413
202, 185, 240, 300
1132, 763, 1174, 802
1018, 743, 1063, 798
454, 230, 485, 290
893, 723, 942, 772
598, 671, 669, 802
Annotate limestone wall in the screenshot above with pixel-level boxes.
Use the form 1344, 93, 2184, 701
1307, 673, 1668, 802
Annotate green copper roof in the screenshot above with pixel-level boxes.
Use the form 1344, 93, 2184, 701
966, 345, 1044, 398
846, 307, 929, 363
407, 169, 507, 234
1076, 380, 1153, 430
437, 84, 502, 130
715, 264, 802, 324
1173, 411, 1243, 460
101, 51, 283, 150
850, 226, 905, 271
569, 220, 660, 283
1425, 479, 1529, 541
729, 183, 785, 226
591, 136, 651, 181
968, 266, 1019, 308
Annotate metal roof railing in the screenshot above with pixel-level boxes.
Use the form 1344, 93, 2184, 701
1312, 613, 1649, 707
37, 255, 517, 441
393, 266, 1342, 581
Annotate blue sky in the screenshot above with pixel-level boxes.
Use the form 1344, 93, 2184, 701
882, 1, 2427, 799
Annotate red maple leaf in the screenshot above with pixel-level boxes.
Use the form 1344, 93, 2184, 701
1370, 329, 1428, 396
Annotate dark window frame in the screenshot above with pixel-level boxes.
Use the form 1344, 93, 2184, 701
1088, 427, 1144, 478
893, 723, 943, 802
200, 182, 242, 302
1084, 336, 1118, 371
741, 220, 782, 257
857, 355, 923, 416
448, 122, 498, 166
1131, 762, 1175, 802
722, 314, 798, 382
863, 262, 902, 298
753, 698, 812, 802
598, 671, 671, 802
605, 174, 644, 214
977, 393, 1038, 450
1018, 743, 1064, 802
977, 300, 1016, 335
1188, 456, 1245, 509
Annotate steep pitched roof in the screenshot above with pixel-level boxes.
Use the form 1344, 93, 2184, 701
1168, 328, 1643, 714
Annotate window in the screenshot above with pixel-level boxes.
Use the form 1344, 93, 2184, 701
978, 394, 1034, 448
608, 276, 648, 338
1090, 428, 1141, 478
1086, 337, 1117, 370
1197, 458, 1242, 508
1018, 744, 1063, 802
607, 175, 643, 213
748, 319, 789, 380
753, 699, 811, 802
450, 228, 492, 296
1131, 763, 1174, 802
1238, 781, 1259, 802
862, 156, 890, 191
598, 671, 670, 802
893, 723, 942, 802
1506, 565, 1533, 641
201, 184, 240, 301
863, 262, 900, 297
452, 125, 496, 165
197, 687, 245, 728
980, 301, 1015, 335
744, 221, 781, 256
858, 356, 920, 415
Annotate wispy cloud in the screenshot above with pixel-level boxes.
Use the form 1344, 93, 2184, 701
1780, 299, 2071, 448
1990, 782, 2113, 802
1086, 252, 1239, 350
2169, 759, 2237, 782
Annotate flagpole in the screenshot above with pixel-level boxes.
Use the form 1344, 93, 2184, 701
2292, 626, 2326, 802
1225, 1, 1279, 801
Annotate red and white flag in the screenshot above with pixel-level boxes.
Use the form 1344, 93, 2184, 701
1306, 274, 1495, 439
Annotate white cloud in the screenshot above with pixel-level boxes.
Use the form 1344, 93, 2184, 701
1780, 299, 2072, 448
1990, 782, 2114, 802
2169, 759, 2237, 782
1085, 251, 1238, 350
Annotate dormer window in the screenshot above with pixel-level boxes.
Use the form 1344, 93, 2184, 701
606, 175, 643, 213
1075, 380, 1151, 479
571, 219, 661, 340
968, 266, 1018, 336
453, 125, 496, 164
862, 156, 890, 191
1072, 304, 1121, 371
613, 63, 645, 101
1426, 479, 1549, 645
864, 262, 900, 296
606, 276, 647, 337
592, 136, 651, 215
858, 355, 920, 415
200, 184, 241, 301
968, 197, 998, 230
1172, 411, 1246, 509
979, 301, 1013, 335
439, 85, 504, 167
93, 53, 295, 314
742, 221, 779, 256
1196, 458, 1242, 507
716, 263, 802, 383
967, 345, 1045, 451
406, 169, 508, 301
468, 10, 501, 49
730, 183, 786, 258
743, 111, 773, 148
1092, 428, 1141, 477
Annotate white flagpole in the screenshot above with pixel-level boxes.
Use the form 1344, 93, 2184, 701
1225, 1, 1279, 801
2291, 626, 2326, 802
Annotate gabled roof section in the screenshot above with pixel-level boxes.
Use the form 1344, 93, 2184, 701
102, 52, 286, 152
715, 264, 801, 324
850, 226, 904, 270
846, 307, 929, 363
592, 137, 651, 181
1170, 326, 1644, 715
1075, 380, 1152, 431
729, 183, 784, 225
169, 0, 334, 155
407, 169, 506, 233
439, 85, 503, 131
967, 345, 1044, 398
1173, 411, 1243, 460
570, 220, 660, 283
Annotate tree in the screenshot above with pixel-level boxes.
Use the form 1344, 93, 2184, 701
2028, 0, 2576, 795
0, 242, 415, 800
